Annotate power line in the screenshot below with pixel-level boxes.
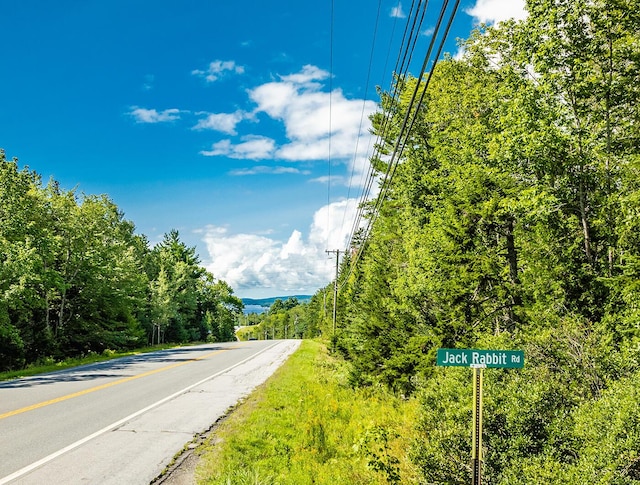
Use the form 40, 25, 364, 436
340, 0, 383, 239
343, 0, 462, 286
346, 0, 435, 258
345, 0, 430, 257
335, 0, 424, 261
326, 0, 335, 250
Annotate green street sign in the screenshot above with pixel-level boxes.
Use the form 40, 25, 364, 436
437, 348, 524, 368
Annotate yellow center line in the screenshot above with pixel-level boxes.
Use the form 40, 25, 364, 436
0, 347, 234, 420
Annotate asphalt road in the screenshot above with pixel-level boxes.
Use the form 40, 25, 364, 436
0, 339, 300, 485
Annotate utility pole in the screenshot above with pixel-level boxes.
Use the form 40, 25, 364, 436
326, 249, 340, 351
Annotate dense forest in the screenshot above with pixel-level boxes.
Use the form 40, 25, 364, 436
292, 0, 640, 482
0, 152, 242, 371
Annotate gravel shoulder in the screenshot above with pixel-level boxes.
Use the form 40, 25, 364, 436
151, 414, 226, 485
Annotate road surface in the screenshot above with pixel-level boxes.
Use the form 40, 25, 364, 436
0, 339, 300, 484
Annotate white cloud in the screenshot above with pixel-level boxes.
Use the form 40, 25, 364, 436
201, 199, 361, 294
129, 107, 182, 123
229, 166, 310, 176
192, 60, 245, 82
279, 64, 329, 85
198, 65, 377, 188
308, 174, 346, 185
193, 111, 246, 135
273, 94, 375, 162
466, 0, 527, 25
308, 198, 359, 251
390, 2, 406, 18
248, 82, 298, 119
251, 68, 376, 167
422, 26, 435, 37
200, 135, 276, 160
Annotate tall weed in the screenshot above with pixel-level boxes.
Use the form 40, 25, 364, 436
196, 340, 419, 484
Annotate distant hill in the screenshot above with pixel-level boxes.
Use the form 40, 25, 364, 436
241, 295, 312, 308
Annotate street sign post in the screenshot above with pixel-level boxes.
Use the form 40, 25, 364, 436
436, 348, 525, 485
471, 367, 483, 485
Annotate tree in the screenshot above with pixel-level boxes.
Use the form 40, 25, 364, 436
206, 279, 243, 342
269, 299, 285, 315
149, 230, 204, 343
0, 152, 46, 365
150, 266, 176, 344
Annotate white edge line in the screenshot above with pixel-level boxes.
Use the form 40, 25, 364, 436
0, 341, 286, 484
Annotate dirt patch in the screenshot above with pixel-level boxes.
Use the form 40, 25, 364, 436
152, 448, 200, 485
151, 413, 229, 485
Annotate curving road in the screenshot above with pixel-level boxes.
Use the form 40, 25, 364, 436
0, 339, 300, 485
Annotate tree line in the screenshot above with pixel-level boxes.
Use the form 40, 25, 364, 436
304, 0, 640, 482
236, 296, 320, 341
0, 152, 242, 371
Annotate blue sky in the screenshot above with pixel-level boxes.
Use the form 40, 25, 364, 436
0, 0, 525, 298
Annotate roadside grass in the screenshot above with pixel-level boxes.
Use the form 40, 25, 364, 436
0, 343, 190, 382
195, 339, 419, 484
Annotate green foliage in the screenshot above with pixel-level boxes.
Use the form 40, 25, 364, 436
570, 372, 640, 483
0, 307, 25, 371
411, 367, 472, 484
407, 325, 640, 484
0, 149, 242, 370
327, 0, 640, 482
196, 341, 419, 484
353, 425, 401, 484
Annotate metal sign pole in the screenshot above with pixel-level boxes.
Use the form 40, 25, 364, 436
435, 347, 524, 484
471, 366, 484, 485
